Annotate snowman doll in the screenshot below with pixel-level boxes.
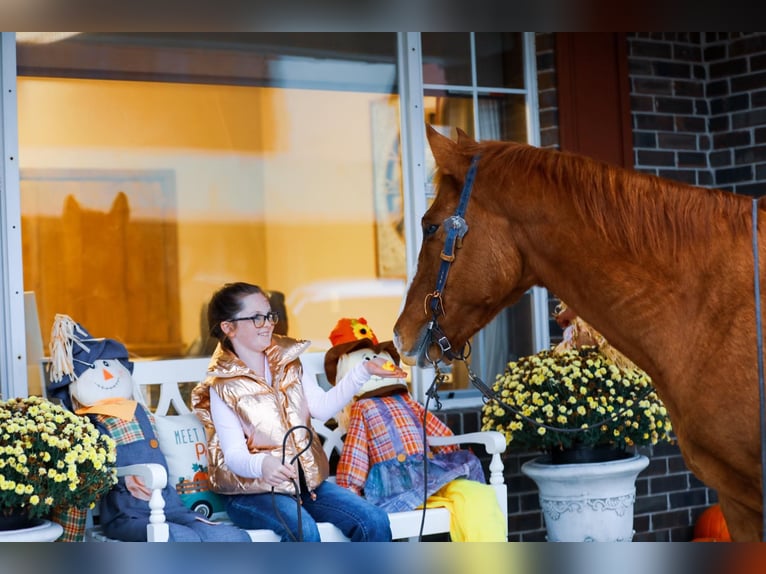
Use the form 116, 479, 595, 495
47, 314, 249, 542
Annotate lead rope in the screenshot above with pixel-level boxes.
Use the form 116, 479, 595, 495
752, 198, 766, 542
416, 363, 450, 540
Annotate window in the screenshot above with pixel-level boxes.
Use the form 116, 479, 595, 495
15, 33, 404, 395
3, 32, 547, 401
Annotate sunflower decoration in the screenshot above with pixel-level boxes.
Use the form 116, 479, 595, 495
349, 318, 377, 343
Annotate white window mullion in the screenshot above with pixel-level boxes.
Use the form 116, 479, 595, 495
397, 32, 433, 402
469, 33, 481, 142
523, 32, 550, 353
0, 32, 27, 399
524, 32, 542, 148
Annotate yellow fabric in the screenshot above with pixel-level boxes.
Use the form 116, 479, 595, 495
75, 397, 137, 421
422, 479, 506, 542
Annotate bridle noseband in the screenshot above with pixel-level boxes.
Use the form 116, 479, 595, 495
424, 154, 480, 363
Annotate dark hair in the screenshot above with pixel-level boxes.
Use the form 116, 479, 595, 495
207, 282, 265, 352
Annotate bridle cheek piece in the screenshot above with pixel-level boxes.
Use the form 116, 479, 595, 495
423, 154, 480, 364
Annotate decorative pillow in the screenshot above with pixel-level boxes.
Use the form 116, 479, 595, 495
154, 413, 226, 518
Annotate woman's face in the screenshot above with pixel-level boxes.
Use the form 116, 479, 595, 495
223, 292, 275, 354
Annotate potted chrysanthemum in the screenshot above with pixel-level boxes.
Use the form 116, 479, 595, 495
481, 341, 673, 542
481, 345, 673, 460
0, 395, 117, 536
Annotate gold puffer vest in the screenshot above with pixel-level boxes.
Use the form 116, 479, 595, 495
191, 335, 329, 496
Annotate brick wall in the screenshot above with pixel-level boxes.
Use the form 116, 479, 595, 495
629, 32, 766, 196
535, 32, 559, 150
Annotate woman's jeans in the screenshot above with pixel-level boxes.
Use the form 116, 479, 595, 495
224, 480, 392, 542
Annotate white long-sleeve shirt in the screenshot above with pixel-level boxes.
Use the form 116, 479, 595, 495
209, 357, 370, 479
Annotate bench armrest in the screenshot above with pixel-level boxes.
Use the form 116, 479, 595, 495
428, 430, 507, 499
117, 463, 169, 542
117, 463, 168, 489
428, 430, 507, 455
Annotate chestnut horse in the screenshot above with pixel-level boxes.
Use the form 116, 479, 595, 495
393, 125, 765, 542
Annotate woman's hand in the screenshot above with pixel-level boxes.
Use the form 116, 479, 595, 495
363, 356, 408, 378
261, 455, 297, 487
125, 475, 151, 501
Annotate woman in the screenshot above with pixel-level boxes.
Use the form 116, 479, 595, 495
192, 282, 402, 541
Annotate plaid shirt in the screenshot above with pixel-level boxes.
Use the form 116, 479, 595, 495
336, 392, 458, 494
93, 412, 155, 446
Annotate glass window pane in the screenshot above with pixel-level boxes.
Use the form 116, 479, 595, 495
475, 33, 525, 89
478, 93, 527, 143
423, 90, 474, 202
423, 90, 475, 139
17, 33, 403, 363
421, 79, 533, 394
421, 33, 472, 86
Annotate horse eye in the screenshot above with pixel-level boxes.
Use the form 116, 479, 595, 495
423, 223, 439, 237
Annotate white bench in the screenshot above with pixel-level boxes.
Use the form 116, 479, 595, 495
91, 354, 508, 542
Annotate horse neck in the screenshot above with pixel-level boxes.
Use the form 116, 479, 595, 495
539, 252, 673, 375
517, 200, 751, 389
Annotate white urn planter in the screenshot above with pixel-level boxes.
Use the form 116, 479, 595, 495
521, 452, 649, 542
0, 519, 63, 542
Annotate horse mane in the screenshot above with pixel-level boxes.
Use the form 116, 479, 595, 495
476, 141, 752, 257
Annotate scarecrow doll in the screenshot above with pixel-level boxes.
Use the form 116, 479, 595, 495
326, 317, 506, 541
46, 314, 249, 542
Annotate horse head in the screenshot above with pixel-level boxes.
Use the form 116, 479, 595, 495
393, 125, 536, 367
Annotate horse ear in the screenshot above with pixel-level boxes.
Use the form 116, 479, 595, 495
426, 124, 468, 177
455, 128, 476, 145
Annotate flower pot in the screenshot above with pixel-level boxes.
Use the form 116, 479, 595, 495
522, 453, 649, 542
549, 444, 632, 465
0, 509, 43, 532
0, 509, 63, 542
0, 519, 63, 542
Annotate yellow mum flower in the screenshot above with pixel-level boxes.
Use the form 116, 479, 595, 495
480, 346, 673, 453
0, 396, 117, 518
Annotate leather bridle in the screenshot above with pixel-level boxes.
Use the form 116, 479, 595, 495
423, 154, 480, 364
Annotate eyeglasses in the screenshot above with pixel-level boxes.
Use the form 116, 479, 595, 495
229, 312, 280, 328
